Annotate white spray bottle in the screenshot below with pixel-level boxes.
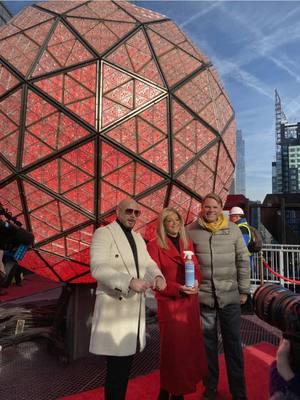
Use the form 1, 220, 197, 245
183, 250, 195, 287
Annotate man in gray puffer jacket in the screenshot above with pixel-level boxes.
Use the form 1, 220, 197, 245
187, 193, 250, 400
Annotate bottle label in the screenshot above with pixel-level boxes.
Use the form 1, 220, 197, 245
185, 261, 195, 287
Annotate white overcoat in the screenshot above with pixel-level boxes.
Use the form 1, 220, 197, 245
89, 221, 163, 356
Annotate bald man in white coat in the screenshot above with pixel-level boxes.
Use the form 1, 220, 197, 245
90, 198, 166, 400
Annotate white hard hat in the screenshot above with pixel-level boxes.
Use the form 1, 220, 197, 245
229, 206, 244, 216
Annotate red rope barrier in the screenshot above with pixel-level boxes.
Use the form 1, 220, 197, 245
262, 259, 300, 284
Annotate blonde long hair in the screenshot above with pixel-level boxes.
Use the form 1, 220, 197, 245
156, 208, 188, 250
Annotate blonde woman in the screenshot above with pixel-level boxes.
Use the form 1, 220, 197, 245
147, 208, 207, 400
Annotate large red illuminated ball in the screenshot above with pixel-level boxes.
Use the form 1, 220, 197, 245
0, 1, 236, 282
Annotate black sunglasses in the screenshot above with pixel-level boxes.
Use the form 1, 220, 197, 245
124, 208, 141, 217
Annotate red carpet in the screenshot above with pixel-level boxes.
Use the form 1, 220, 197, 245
59, 342, 276, 400
0, 274, 61, 303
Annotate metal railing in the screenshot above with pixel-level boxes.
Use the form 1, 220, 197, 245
251, 244, 300, 293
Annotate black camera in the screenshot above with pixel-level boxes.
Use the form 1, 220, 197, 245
253, 283, 300, 374
0, 220, 34, 252
0, 204, 34, 253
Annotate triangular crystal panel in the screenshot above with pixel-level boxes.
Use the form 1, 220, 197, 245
63, 180, 95, 213
67, 17, 135, 54
103, 161, 162, 197
137, 118, 166, 153
200, 143, 218, 172
23, 90, 92, 165
0, 64, 20, 96
134, 205, 158, 237
173, 139, 194, 172
0, 89, 21, 124
149, 20, 187, 47
174, 70, 212, 115
0, 159, 13, 181
101, 142, 132, 177
23, 181, 57, 213
222, 120, 236, 162
139, 186, 167, 212
38, 1, 86, 15
100, 181, 129, 213
40, 237, 66, 257
186, 197, 201, 224
106, 118, 137, 153
168, 185, 193, 223
65, 225, 93, 259
30, 199, 88, 241
141, 139, 169, 172
135, 163, 163, 194
0, 90, 21, 165
117, 1, 165, 23
25, 20, 54, 46
53, 259, 90, 282
215, 143, 234, 186
101, 63, 165, 128
0, 24, 19, 41
103, 162, 135, 195
27, 141, 95, 206
198, 101, 219, 132
19, 249, 61, 282
0, 181, 23, 219
106, 29, 164, 86
172, 100, 216, 154
156, 47, 201, 87
31, 21, 95, 76
10, 6, 53, 31
0, 128, 19, 166
214, 94, 234, 132
0, 21, 53, 76
177, 159, 214, 197
67, 1, 136, 23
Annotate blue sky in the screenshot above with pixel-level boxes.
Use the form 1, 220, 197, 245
4, 1, 300, 201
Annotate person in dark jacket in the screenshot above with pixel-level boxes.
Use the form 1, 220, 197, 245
187, 193, 250, 400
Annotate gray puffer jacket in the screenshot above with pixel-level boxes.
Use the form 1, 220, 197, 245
187, 219, 250, 308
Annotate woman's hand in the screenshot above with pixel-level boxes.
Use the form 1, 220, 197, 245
180, 280, 199, 295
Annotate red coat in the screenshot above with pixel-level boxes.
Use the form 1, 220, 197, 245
147, 237, 207, 395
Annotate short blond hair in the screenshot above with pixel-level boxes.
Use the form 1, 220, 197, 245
156, 208, 188, 250
202, 192, 223, 208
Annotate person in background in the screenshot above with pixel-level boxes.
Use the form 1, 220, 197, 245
229, 206, 253, 312
89, 197, 166, 400
269, 338, 300, 400
147, 208, 207, 400
187, 193, 250, 400
229, 207, 251, 250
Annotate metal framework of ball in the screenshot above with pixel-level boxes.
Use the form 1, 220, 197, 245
0, 1, 236, 282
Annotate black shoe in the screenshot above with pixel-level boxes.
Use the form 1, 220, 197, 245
202, 388, 217, 400
158, 388, 169, 400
